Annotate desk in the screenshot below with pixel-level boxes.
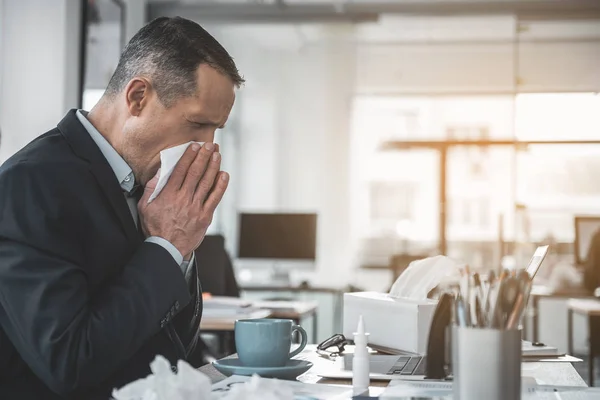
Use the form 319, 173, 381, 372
527, 285, 593, 343
568, 298, 600, 386
199, 345, 587, 390
253, 300, 319, 343
242, 285, 345, 342
201, 301, 318, 357
202, 310, 272, 356
201, 309, 272, 331
241, 285, 343, 294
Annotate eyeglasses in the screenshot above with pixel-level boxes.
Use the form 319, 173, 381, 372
316, 333, 350, 359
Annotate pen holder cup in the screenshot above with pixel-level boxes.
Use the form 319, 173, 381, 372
452, 326, 521, 400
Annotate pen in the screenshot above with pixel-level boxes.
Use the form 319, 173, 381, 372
506, 270, 532, 329
474, 294, 484, 327
455, 296, 469, 327
501, 277, 521, 329
483, 270, 496, 318
489, 280, 502, 328
473, 272, 484, 300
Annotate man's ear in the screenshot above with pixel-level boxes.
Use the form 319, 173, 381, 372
124, 77, 153, 117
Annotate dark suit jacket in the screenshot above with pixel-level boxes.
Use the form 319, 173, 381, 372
0, 110, 203, 399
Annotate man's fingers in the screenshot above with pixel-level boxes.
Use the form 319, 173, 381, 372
203, 171, 229, 213
182, 143, 215, 195
193, 151, 221, 204
165, 143, 202, 191
139, 168, 160, 206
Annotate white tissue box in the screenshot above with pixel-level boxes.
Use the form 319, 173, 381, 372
343, 292, 438, 354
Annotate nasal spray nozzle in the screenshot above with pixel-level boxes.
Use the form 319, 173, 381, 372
352, 315, 370, 396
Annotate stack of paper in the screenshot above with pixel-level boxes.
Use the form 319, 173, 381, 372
522, 341, 562, 358
203, 297, 254, 318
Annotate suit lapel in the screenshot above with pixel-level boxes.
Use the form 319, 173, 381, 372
57, 109, 140, 248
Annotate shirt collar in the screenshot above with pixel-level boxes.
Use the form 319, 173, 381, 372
76, 110, 136, 193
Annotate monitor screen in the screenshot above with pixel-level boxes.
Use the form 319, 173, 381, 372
237, 213, 317, 260
575, 216, 600, 265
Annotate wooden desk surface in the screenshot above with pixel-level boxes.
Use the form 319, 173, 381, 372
241, 285, 343, 294
199, 345, 587, 389
253, 300, 319, 320
200, 309, 272, 331
200, 300, 318, 331
568, 298, 600, 316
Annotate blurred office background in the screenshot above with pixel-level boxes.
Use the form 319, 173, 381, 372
2, 0, 600, 379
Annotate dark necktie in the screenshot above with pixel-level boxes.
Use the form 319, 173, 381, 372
125, 185, 144, 239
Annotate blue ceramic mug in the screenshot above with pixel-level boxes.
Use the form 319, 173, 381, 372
235, 319, 308, 368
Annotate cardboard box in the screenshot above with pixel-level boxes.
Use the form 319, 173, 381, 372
343, 292, 438, 354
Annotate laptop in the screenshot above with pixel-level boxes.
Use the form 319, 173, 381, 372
318, 246, 551, 381
526, 245, 549, 279
317, 351, 431, 381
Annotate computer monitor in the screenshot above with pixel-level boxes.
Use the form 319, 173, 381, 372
574, 216, 600, 265
237, 213, 317, 261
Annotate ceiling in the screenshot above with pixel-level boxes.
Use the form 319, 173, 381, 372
148, 0, 600, 23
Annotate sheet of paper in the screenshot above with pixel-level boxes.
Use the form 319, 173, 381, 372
523, 387, 600, 400
381, 381, 452, 398
381, 380, 600, 400
211, 375, 352, 400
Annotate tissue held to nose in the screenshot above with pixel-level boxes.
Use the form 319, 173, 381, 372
148, 141, 205, 203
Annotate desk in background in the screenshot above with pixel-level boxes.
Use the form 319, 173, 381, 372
201, 309, 272, 331
241, 284, 345, 343
526, 285, 594, 343
568, 298, 600, 386
203, 301, 319, 342
253, 300, 319, 343
201, 309, 272, 356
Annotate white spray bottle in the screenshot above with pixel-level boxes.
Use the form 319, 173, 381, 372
352, 315, 370, 395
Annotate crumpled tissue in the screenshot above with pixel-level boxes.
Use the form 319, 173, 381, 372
112, 355, 211, 400
389, 255, 465, 299
148, 141, 205, 203
112, 356, 295, 400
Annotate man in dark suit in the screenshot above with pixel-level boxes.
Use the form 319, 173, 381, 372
0, 17, 243, 399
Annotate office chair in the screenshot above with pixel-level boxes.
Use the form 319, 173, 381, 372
195, 235, 240, 298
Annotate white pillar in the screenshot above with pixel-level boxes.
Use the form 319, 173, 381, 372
124, 0, 147, 42
0, 0, 82, 161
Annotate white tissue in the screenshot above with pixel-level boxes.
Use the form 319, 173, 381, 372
148, 141, 205, 203
112, 357, 296, 400
389, 255, 464, 299
218, 375, 294, 400
111, 356, 212, 400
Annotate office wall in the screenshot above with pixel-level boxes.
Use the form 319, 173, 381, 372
209, 24, 359, 287
0, 0, 81, 162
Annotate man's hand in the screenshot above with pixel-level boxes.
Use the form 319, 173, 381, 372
138, 142, 229, 257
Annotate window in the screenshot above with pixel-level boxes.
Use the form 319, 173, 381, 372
350, 93, 600, 272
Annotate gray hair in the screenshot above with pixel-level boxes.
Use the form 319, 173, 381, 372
105, 17, 244, 107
